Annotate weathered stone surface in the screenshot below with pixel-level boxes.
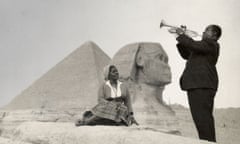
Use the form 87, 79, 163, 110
0, 137, 31, 144
0, 109, 84, 137
4, 41, 110, 110
111, 42, 176, 129
2, 108, 240, 144
10, 122, 214, 144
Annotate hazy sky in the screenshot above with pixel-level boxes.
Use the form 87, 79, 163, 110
0, 0, 240, 108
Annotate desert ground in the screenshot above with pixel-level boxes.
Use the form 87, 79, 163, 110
171, 104, 240, 144
0, 106, 239, 144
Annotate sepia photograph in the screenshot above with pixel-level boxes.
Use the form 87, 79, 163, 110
0, 0, 239, 143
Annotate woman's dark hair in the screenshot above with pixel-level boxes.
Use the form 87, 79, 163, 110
108, 65, 116, 79
210, 24, 222, 40
109, 65, 116, 72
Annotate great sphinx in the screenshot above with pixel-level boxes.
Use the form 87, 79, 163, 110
110, 42, 178, 129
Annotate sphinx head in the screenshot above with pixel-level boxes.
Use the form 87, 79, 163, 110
111, 42, 171, 87
135, 43, 171, 86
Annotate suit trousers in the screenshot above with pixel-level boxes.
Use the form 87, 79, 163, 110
187, 88, 216, 142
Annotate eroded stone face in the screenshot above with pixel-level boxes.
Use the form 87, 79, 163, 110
111, 42, 171, 85
136, 43, 171, 86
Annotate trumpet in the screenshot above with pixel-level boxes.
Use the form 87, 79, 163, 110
160, 19, 202, 38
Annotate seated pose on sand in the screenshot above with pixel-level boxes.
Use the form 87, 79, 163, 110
75, 65, 138, 126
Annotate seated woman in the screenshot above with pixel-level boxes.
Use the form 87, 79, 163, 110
75, 65, 138, 126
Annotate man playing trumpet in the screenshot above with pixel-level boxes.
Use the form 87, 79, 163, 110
171, 24, 222, 142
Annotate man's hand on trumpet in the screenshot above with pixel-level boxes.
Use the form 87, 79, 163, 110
176, 25, 187, 35
168, 25, 187, 37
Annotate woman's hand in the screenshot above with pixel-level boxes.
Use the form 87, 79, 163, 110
129, 114, 139, 126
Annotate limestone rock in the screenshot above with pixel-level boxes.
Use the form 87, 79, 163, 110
11, 122, 214, 144
0, 109, 84, 137
0, 137, 32, 144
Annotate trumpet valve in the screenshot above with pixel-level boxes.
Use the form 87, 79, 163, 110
168, 28, 177, 33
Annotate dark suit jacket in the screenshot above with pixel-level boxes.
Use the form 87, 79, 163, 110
176, 35, 220, 91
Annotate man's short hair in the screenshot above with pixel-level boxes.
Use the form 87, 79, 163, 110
210, 25, 222, 40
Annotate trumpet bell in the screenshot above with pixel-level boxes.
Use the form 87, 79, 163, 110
160, 19, 166, 28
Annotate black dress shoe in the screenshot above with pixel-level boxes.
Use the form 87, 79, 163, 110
75, 120, 85, 126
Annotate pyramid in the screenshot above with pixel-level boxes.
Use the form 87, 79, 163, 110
5, 41, 110, 110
